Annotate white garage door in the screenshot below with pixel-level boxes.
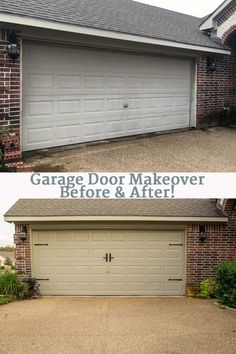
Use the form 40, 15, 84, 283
23, 41, 192, 151
32, 229, 185, 296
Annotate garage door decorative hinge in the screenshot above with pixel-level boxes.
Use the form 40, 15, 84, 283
169, 243, 183, 246
168, 279, 183, 281
36, 278, 50, 281
34, 243, 48, 246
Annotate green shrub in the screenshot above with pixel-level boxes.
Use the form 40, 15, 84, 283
0, 271, 40, 300
22, 276, 40, 298
0, 295, 16, 306
197, 278, 216, 299
0, 272, 20, 296
4, 257, 13, 267
215, 258, 236, 308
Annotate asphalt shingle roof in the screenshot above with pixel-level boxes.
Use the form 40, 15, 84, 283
4, 199, 224, 218
0, 0, 225, 50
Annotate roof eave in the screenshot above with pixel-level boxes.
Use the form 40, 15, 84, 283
4, 216, 228, 223
0, 12, 231, 55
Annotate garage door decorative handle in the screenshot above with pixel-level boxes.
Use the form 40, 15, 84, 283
109, 253, 114, 262
34, 243, 48, 246
103, 253, 108, 262
36, 278, 50, 281
169, 243, 183, 246
168, 279, 183, 281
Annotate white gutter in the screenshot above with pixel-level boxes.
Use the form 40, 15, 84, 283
200, 0, 233, 31
4, 216, 228, 223
0, 13, 231, 55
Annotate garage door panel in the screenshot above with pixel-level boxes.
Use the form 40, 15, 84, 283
37, 249, 54, 258
58, 100, 81, 115
71, 249, 89, 258
109, 266, 126, 274
127, 266, 145, 275
165, 249, 183, 259
146, 266, 162, 275
23, 42, 192, 151
34, 231, 54, 242
54, 266, 70, 275
164, 282, 183, 293
74, 266, 89, 274
108, 77, 126, 89
36, 265, 53, 275
32, 229, 185, 295
74, 232, 90, 241
164, 266, 182, 276
27, 74, 54, 91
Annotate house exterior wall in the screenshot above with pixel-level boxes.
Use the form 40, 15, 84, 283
196, 52, 235, 127
0, 29, 21, 137
14, 211, 236, 290
187, 200, 236, 285
14, 224, 31, 276
196, 5, 236, 127
0, 12, 235, 155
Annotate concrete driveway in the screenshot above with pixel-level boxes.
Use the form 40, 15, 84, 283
0, 297, 235, 354
24, 127, 236, 172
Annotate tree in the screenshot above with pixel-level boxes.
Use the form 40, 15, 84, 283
0, 246, 14, 252
4, 257, 13, 267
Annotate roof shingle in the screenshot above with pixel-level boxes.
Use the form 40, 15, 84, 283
0, 0, 225, 50
4, 199, 224, 218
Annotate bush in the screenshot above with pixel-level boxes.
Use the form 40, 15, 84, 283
0, 272, 20, 296
21, 276, 40, 299
215, 258, 236, 308
197, 279, 216, 299
0, 295, 16, 306
0, 271, 40, 301
4, 257, 13, 267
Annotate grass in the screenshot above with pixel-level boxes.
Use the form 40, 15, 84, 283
0, 296, 16, 306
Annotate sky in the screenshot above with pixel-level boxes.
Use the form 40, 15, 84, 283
135, 0, 224, 17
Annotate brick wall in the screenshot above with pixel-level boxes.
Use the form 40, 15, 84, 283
196, 52, 236, 127
0, 29, 21, 136
14, 224, 31, 276
196, 13, 236, 128
186, 200, 236, 286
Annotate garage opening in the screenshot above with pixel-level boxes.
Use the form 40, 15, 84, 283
23, 41, 193, 151
32, 228, 185, 296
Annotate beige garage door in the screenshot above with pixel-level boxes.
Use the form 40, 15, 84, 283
32, 229, 185, 296
23, 41, 192, 151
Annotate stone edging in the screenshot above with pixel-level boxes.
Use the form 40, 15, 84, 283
214, 302, 236, 312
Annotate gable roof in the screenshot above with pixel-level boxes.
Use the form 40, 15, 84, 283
0, 0, 229, 53
4, 199, 227, 223
200, 0, 235, 30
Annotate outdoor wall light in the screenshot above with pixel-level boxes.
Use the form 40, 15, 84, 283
199, 224, 206, 243
7, 30, 20, 63
19, 225, 27, 242
207, 57, 216, 73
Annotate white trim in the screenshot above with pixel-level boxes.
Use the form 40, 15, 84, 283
190, 60, 197, 128
0, 13, 231, 55
4, 216, 228, 222
200, 0, 233, 31
19, 37, 23, 148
